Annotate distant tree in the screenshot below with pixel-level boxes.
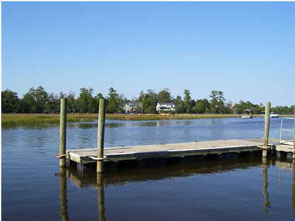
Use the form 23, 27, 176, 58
139, 89, 157, 113
76, 88, 96, 113
59, 91, 66, 99
118, 94, 127, 112
67, 92, 77, 113
34, 86, 49, 113
44, 93, 59, 113
193, 99, 210, 113
4, 86, 295, 115
1, 89, 19, 113
209, 90, 225, 113
19, 93, 34, 113
107, 87, 125, 113
271, 105, 294, 115
107, 87, 118, 113
19, 86, 48, 113
224, 101, 234, 114
174, 95, 185, 113
96, 93, 104, 99
93, 93, 104, 112
157, 89, 172, 103
234, 100, 263, 114
183, 89, 194, 113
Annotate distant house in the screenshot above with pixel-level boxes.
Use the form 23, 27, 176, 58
124, 101, 142, 113
156, 102, 175, 113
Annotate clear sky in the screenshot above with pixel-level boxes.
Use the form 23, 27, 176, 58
2, 2, 295, 106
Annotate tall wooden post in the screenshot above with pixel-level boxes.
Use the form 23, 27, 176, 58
97, 98, 106, 173
263, 102, 271, 158
60, 98, 67, 167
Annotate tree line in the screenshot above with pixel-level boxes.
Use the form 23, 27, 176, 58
1, 86, 294, 114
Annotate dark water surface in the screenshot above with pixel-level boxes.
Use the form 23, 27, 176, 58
2, 118, 295, 220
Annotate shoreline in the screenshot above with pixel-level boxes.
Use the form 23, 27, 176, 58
1, 113, 289, 127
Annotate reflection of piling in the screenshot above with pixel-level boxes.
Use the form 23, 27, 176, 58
97, 173, 106, 221
292, 163, 295, 215
59, 167, 69, 221
59, 98, 67, 167
293, 105, 295, 161
262, 160, 270, 214
263, 102, 271, 158
97, 98, 106, 173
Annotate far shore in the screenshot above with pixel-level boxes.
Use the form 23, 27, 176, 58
2, 113, 291, 127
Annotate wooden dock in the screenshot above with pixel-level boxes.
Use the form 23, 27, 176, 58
275, 141, 295, 153
56, 98, 295, 171
67, 139, 278, 166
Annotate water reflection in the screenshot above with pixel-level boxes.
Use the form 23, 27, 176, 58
59, 167, 69, 221
67, 158, 262, 187
292, 162, 295, 215
97, 174, 106, 221
262, 158, 270, 213
57, 157, 295, 220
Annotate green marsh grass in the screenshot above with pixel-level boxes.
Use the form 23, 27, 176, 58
2, 113, 277, 128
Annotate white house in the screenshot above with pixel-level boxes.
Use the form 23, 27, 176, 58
156, 102, 175, 112
124, 101, 142, 113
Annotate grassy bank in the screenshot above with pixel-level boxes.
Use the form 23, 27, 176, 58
2, 113, 286, 128
2, 113, 97, 127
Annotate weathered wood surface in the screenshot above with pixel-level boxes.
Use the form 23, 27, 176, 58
59, 98, 67, 167
67, 139, 271, 164
275, 144, 294, 153
97, 98, 106, 173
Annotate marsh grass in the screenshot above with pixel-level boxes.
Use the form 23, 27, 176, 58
2, 113, 278, 128
2, 113, 97, 128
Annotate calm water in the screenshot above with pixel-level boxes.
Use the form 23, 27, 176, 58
2, 117, 295, 220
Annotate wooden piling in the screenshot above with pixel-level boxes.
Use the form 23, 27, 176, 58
59, 98, 67, 167
97, 98, 106, 173
263, 102, 271, 157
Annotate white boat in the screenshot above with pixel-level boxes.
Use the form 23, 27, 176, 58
270, 113, 280, 118
241, 115, 253, 119
241, 109, 253, 119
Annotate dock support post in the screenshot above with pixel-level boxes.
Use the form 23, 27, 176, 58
60, 98, 67, 167
263, 102, 271, 158
97, 98, 106, 173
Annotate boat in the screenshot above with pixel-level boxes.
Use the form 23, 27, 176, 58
241, 109, 253, 119
270, 112, 280, 118
241, 115, 253, 119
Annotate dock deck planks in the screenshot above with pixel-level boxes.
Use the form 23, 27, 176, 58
67, 139, 269, 164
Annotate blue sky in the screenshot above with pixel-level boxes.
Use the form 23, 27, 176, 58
2, 2, 295, 106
